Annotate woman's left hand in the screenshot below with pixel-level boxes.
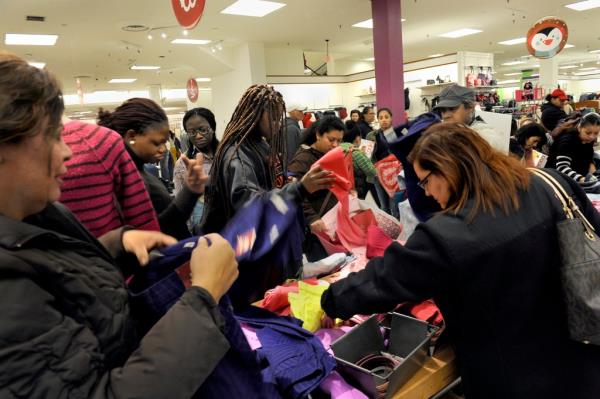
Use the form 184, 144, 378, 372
183, 153, 209, 194
122, 230, 177, 266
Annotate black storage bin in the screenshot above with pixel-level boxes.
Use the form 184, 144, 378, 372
330, 313, 436, 399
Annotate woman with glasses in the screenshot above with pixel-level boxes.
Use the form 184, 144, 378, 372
98, 98, 207, 239
322, 122, 600, 399
547, 112, 600, 191
173, 108, 219, 234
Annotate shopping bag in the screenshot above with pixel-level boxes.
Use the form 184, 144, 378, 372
374, 154, 402, 198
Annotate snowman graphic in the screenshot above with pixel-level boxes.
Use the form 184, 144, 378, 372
527, 17, 568, 59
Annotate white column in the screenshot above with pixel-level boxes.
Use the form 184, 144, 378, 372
539, 57, 559, 92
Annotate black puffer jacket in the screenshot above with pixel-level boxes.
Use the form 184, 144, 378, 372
0, 203, 229, 398
541, 102, 567, 132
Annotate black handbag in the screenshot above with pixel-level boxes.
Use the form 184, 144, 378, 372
531, 168, 600, 345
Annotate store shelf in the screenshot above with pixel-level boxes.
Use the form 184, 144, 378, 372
418, 82, 455, 90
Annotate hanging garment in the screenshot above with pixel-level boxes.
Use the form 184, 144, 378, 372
236, 306, 336, 399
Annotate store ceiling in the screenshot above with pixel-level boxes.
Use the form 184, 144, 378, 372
2, 0, 600, 98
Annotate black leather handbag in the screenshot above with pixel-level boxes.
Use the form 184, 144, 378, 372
531, 168, 600, 345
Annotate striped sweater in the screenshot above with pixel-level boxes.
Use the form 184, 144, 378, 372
60, 121, 160, 237
547, 131, 594, 183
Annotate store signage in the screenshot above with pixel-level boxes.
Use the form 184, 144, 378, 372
187, 78, 199, 103
171, 0, 206, 29
526, 16, 568, 59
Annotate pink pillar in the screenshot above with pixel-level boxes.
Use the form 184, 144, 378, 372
372, 0, 405, 123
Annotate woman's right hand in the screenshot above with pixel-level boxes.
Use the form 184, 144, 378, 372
190, 234, 239, 302
301, 166, 334, 193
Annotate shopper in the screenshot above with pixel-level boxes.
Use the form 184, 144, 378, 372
288, 116, 345, 261
98, 98, 206, 240
60, 119, 160, 237
350, 109, 361, 123
547, 112, 600, 185
541, 88, 568, 132
322, 122, 600, 399
0, 52, 240, 398
509, 122, 548, 166
340, 121, 377, 200
368, 107, 398, 218
201, 84, 334, 305
285, 102, 305, 164
357, 106, 375, 138
173, 107, 218, 234
434, 84, 507, 153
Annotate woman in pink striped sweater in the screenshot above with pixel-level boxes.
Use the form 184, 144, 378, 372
60, 120, 160, 237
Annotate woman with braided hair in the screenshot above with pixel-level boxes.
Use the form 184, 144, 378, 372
202, 84, 333, 306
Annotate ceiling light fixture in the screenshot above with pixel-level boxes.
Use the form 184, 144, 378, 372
131, 65, 160, 70
428, 54, 445, 58
221, 0, 286, 17
564, 44, 575, 48
148, 34, 153, 40
171, 38, 211, 45
498, 37, 526, 46
573, 69, 600, 75
195, 77, 211, 82
183, 30, 189, 36
108, 78, 137, 83
439, 28, 482, 38
5, 33, 58, 46
565, 0, 600, 11
364, 57, 375, 61
497, 79, 520, 84
559, 65, 578, 69
28, 62, 46, 69
589, 49, 600, 54
502, 60, 526, 66
352, 17, 406, 29
579, 67, 597, 71
504, 72, 522, 76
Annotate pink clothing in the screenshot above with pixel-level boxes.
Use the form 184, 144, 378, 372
60, 121, 160, 237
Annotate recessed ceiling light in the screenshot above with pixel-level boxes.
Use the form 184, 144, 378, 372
171, 38, 211, 45
579, 67, 597, 71
564, 44, 575, 48
198, 88, 212, 91
28, 62, 46, 69
5, 33, 58, 46
498, 37, 526, 46
565, 0, 600, 11
195, 77, 211, 82
428, 54, 445, 58
504, 72, 521, 76
497, 79, 520, 84
589, 49, 600, 54
364, 57, 375, 61
108, 78, 137, 83
439, 28, 482, 38
574, 69, 600, 75
502, 61, 526, 66
559, 65, 578, 69
221, 0, 286, 17
130, 65, 160, 70
183, 30, 189, 36
532, 64, 540, 68
352, 17, 405, 29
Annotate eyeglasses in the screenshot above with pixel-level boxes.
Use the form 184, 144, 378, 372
187, 126, 213, 136
417, 171, 433, 190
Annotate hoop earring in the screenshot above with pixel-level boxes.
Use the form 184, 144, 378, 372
129, 140, 135, 146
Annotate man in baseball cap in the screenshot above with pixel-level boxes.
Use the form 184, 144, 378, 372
434, 84, 508, 153
285, 102, 306, 165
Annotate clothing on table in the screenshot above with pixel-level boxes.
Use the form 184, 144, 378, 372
236, 306, 336, 399
288, 281, 329, 332
286, 117, 303, 166
127, 145, 199, 240
322, 169, 600, 399
546, 131, 594, 183
541, 102, 567, 132
60, 120, 160, 237
0, 202, 230, 398
302, 252, 348, 279
173, 150, 214, 234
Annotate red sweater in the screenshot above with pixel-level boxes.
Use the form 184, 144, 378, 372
60, 121, 160, 237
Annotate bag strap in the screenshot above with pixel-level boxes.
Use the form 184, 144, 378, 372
529, 168, 597, 239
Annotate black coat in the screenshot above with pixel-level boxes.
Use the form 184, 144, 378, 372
0, 203, 230, 398
322, 170, 600, 399
541, 102, 567, 132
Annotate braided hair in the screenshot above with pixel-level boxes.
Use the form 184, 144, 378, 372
204, 84, 287, 221
97, 97, 168, 136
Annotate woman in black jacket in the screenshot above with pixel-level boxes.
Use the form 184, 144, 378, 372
0, 52, 239, 398
541, 89, 568, 132
322, 122, 600, 399
98, 98, 207, 240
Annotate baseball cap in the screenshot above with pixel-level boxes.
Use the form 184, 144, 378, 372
551, 88, 567, 101
433, 84, 475, 110
287, 102, 307, 112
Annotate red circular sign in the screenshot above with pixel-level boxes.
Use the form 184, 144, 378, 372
171, 0, 206, 29
187, 78, 199, 103
526, 17, 568, 59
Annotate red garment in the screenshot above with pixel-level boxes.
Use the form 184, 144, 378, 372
303, 112, 313, 128
366, 225, 393, 258
262, 278, 319, 315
